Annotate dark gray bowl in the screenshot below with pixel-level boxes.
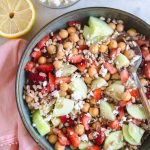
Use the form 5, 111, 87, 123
16, 7, 150, 150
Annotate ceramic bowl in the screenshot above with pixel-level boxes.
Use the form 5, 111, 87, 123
16, 7, 150, 150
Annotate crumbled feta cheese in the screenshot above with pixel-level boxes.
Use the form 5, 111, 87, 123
55, 69, 63, 77
80, 134, 88, 141
43, 81, 48, 87
71, 91, 83, 100
99, 65, 108, 77
74, 101, 85, 110
51, 90, 60, 98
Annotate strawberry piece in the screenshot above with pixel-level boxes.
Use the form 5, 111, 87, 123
120, 70, 129, 83
118, 107, 125, 120
132, 119, 142, 125
59, 115, 67, 123
55, 77, 71, 85
129, 88, 138, 98
53, 128, 70, 146
28, 73, 46, 83
80, 114, 90, 130
93, 129, 105, 145
141, 47, 150, 61
41, 86, 50, 94
68, 21, 81, 27
103, 62, 117, 74
119, 100, 131, 107
68, 55, 83, 64
77, 61, 87, 72
25, 61, 35, 72
146, 90, 150, 99
66, 128, 80, 148
109, 120, 120, 130
143, 62, 150, 79
48, 73, 55, 92
86, 145, 100, 150
93, 88, 102, 102
136, 39, 149, 47
30, 50, 42, 60
37, 64, 54, 73
79, 45, 89, 50
36, 35, 49, 49
59, 116, 74, 126
109, 48, 117, 58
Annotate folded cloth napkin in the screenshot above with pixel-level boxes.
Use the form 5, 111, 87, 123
0, 39, 42, 150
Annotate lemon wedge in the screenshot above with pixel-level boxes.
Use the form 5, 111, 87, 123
0, 0, 36, 38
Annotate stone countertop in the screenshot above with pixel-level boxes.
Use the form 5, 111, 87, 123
0, 0, 150, 45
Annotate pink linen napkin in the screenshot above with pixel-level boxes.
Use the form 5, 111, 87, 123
0, 39, 42, 150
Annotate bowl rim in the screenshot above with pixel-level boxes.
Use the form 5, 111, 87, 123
16, 7, 150, 150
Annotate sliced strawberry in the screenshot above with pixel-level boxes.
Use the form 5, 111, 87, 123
53, 128, 70, 146
68, 55, 83, 64
93, 88, 102, 102
103, 62, 117, 74
118, 107, 125, 120
55, 77, 71, 85
28, 72, 46, 83
80, 114, 90, 130
129, 88, 138, 98
77, 61, 87, 72
30, 50, 42, 60
66, 127, 80, 148
79, 45, 89, 50
136, 39, 149, 47
59, 115, 67, 123
119, 100, 131, 107
36, 35, 49, 49
143, 61, 150, 79
146, 90, 150, 99
109, 48, 117, 58
109, 120, 120, 130
141, 47, 150, 61
68, 21, 81, 27
48, 72, 55, 92
25, 61, 35, 72
37, 64, 54, 73
93, 129, 105, 145
120, 70, 129, 83
59, 116, 74, 126
86, 145, 100, 150
41, 86, 50, 94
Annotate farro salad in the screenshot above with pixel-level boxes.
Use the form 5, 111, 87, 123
23, 16, 150, 150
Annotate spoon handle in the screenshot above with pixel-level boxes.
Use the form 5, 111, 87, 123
132, 72, 150, 122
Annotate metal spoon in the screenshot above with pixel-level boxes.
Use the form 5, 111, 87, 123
119, 34, 150, 121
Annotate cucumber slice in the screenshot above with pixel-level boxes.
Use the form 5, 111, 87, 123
104, 131, 124, 150
79, 141, 93, 150
91, 77, 108, 90
60, 64, 77, 76
115, 53, 130, 69
70, 78, 87, 100
83, 25, 91, 40
51, 117, 61, 127
100, 101, 116, 121
53, 97, 74, 117
122, 124, 140, 145
128, 122, 144, 144
32, 110, 50, 136
126, 104, 147, 120
106, 82, 125, 100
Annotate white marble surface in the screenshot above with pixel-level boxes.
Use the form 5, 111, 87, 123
0, 0, 150, 45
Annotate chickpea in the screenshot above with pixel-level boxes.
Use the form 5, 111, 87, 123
59, 91, 67, 97
48, 134, 58, 144
92, 122, 101, 130
60, 83, 69, 91
103, 73, 110, 81
67, 26, 76, 34
89, 44, 99, 54
89, 98, 96, 105
74, 124, 85, 135
88, 67, 97, 77
108, 40, 118, 49
124, 50, 135, 59
53, 60, 62, 70
57, 50, 65, 59
127, 28, 137, 37
59, 29, 68, 39
108, 22, 116, 30
82, 103, 90, 112
55, 142, 65, 150
72, 48, 78, 55
111, 73, 120, 79
99, 44, 108, 53
140, 78, 148, 86
121, 91, 131, 101
47, 45, 56, 54
38, 56, 46, 65
84, 77, 92, 84
89, 107, 99, 117
78, 39, 85, 46
116, 24, 124, 32
69, 33, 79, 43
25, 95, 33, 103
63, 42, 73, 50
118, 42, 126, 52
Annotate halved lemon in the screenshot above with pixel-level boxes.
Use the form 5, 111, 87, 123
0, 0, 36, 38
